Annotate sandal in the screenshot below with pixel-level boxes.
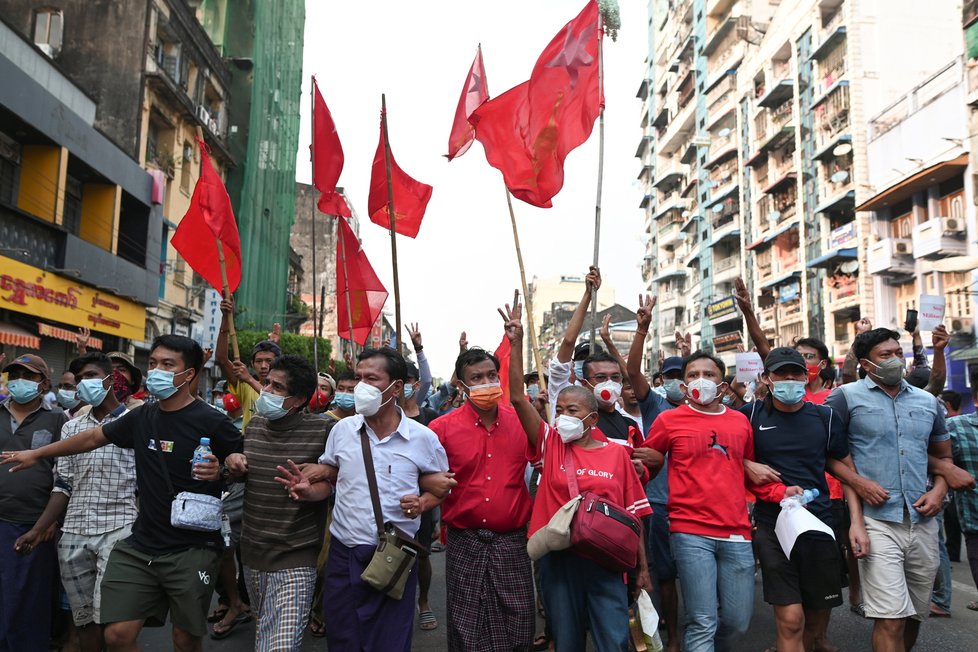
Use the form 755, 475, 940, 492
967, 601, 978, 611
419, 610, 438, 630
207, 605, 229, 623
308, 617, 326, 637
210, 610, 252, 640
533, 633, 551, 651
929, 604, 951, 618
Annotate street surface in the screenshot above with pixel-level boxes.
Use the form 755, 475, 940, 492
139, 548, 978, 651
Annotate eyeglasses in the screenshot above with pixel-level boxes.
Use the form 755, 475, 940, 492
799, 352, 819, 361
588, 373, 623, 383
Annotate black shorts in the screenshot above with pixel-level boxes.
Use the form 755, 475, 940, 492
753, 523, 843, 609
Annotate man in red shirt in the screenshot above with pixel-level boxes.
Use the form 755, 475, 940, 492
429, 348, 535, 652
642, 351, 757, 652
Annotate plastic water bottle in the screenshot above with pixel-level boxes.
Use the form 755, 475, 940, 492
192, 437, 212, 480
780, 487, 819, 509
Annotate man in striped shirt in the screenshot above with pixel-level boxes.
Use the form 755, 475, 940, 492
225, 355, 327, 651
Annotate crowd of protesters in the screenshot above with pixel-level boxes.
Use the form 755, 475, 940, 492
1, 267, 977, 652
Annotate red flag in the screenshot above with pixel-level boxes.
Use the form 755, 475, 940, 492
367, 112, 433, 238
493, 333, 511, 403
171, 140, 242, 292
469, 1, 601, 208
446, 45, 489, 161
336, 216, 388, 346
312, 78, 351, 217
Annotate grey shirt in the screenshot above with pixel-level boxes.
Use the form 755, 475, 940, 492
0, 398, 67, 524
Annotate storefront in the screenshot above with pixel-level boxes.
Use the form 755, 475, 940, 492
0, 256, 146, 376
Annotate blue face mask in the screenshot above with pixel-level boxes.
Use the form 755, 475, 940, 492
334, 392, 355, 411
255, 390, 290, 420
404, 384, 415, 399
574, 361, 585, 379
8, 379, 41, 404
527, 384, 540, 401
721, 394, 734, 406
663, 379, 684, 403
78, 377, 110, 407
146, 368, 190, 400
57, 389, 80, 409
771, 380, 806, 405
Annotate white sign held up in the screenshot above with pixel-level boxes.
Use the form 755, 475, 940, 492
918, 295, 946, 331
735, 351, 764, 383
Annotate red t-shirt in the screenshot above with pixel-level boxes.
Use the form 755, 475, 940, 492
528, 422, 652, 538
643, 405, 754, 539
804, 388, 844, 500
430, 402, 535, 532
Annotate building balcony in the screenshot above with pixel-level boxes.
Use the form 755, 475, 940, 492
779, 298, 803, 325
867, 238, 915, 276
660, 99, 696, 155
911, 217, 968, 259
658, 219, 684, 247
653, 158, 686, 189
711, 210, 740, 244
706, 73, 737, 127
811, 16, 846, 62
968, 60, 978, 106
759, 305, 776, 330
713, 254, 741, 283
655, 256, 686, 281
656, 193, 691, 219
658, 290, 683, 311
825, 274, 860, 310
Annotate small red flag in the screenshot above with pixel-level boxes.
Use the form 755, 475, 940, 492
446, 45, 489, 161
367, 111, 433, 238
312, 78, 351, 217
171, 140, 242, 292
494, 333, 511, 403
468, 1, 601, 208
336, 216, 388, 346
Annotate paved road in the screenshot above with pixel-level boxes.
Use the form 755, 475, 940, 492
141, 549, 978, 651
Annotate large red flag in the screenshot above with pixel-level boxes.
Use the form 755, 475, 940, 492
336, 216, 388, 346
312, 78, 351, 217
367, 112, 433, 238
446, 46, 489, 161
469, 1, 601, 208
171, 140, 242, 292
493, 333, 511, 403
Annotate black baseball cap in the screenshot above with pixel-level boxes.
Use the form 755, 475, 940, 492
573, 342, 603, 361
661, 356, 683, 374
405, 361, 420, 380
764, 347, 806, 373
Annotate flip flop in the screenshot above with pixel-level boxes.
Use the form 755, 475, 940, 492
967, 601, 978, 611
929, 604, 951, 618
210, 611, 252, 640
419, 610, 438, 630
850, 603, 866, 618
207, 605, 229, 623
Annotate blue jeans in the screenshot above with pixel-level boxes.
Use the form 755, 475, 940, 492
931, 512, 952, 611
538, 550, 629, 652
671, 533, 754, 652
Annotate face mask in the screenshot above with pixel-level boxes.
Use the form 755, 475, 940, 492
146, 368, 191, 400
865, 358, 905, 387
721, 394, 734, 406
685, 378, 719, 406
592, 380, 622, 406
112, 369, 132, 402
806, 364, 822, 383
334, 392, 355, 411
78, 377, 111, 407
255, 390, 291, 420
527, 384, 541, 401
464, 382, 504, 410
354, 381, 395, 417
404, 384, 415, 399
771, 379, 806, 405
57, 389, 80, 409
574, 361, 585, 379
555, 413, 595, 444
664, 379, 684, 403
7, 379, 41, 404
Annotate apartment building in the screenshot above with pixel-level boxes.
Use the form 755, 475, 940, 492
527, 275, 616, 370
640, 0, 961, 369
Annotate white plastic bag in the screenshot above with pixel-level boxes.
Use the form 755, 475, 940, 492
636, 590, 664, 652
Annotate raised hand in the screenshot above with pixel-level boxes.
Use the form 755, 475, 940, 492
585, 266, 602, 293
220, 298, 234, 314
75, 327, 91, 353
407, 323, 423, 351
733, 277, 752, 315
202, 347, 214, 364
498, 291, 524, 343
231, 360, 254, 383
635, 294, 656, 331
854, 317, 872, 335
343, 351, 354, 370
675, 331, 692, 357
932, 324, 950, 351
459, 331, 469, 352
600, 314, 613, 343
268, 323, 281, 343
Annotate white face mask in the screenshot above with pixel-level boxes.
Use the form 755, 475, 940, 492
685, 378, 719, 406
354, 381, 395, 417
592, 380, 622, 407
555, 413, 595, 444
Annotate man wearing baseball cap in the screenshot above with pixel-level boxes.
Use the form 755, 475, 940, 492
740, 347, 863, 652
106, 351, 144, 410
0, 353, 68, 649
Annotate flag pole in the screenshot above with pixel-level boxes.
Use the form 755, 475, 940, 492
309, 77, 321, 376
216, 239, 240, 361
589, 13, 605, 348
380, 93, 404, 356
337, 219, 358, 358
505, 188, 547, 394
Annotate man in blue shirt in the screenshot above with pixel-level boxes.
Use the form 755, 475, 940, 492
946, 367, 978, 610
825, 328, 970, 651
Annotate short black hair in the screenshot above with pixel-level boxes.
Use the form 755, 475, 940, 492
582, 351, 620, 380
853, 328, 901, 362
270, 355, 317, 408
795, 337, 831, 364
69, 353, 112, 378
251, 340, 282, 362
819, 366, 836, 386
940, 390, 963, 412
151, 334, 204, 373
357, 347, 407, 382
682, 350, 726, 378
454, 348, 499, 383
336, 369, 356, 383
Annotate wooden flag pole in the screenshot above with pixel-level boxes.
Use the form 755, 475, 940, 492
216, 239, 240, 361
589, 14, 606, 348
337, 219, 358, 358
309, 77, 321, 375
380, 94, 404, 356
505, 188, 547, 394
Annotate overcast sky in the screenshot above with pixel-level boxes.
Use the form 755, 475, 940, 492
295, 0, 648, 377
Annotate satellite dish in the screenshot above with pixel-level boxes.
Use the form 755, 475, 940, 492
681, 210, 691, 218
832, 143, 852, 157
718, 127, 732, 138
768, 210, 781, 222
713, 204, 725, 213
839, 260, 859, 274
830, 170, 850, 184
677, 233, 687, 241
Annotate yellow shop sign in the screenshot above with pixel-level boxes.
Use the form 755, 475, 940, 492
0, 256, 145, 340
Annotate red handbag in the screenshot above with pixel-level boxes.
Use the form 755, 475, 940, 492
563, 446, 642, 572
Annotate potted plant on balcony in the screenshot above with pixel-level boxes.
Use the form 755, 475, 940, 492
154, 148, 176, 179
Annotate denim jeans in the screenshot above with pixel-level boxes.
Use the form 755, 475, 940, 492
931, 512, 952, 611
538, 550, 629, 652
671, 533, 754, 652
